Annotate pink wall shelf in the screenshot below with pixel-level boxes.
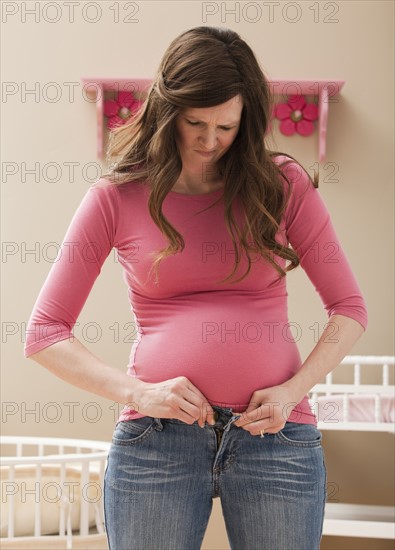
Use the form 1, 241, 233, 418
81, 77, 345, 162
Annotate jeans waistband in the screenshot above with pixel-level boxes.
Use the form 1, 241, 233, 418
211, 405, 241, 423
156, 405, 242, 429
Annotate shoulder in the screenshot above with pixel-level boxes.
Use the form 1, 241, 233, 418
271, 154, 316, 202
90, 177, 121, 195
86, 178, 142, 212
271, 154, 311, 184
91, 177, 148, 198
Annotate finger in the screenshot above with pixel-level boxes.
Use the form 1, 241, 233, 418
239, 423, 265, 436
182, 388, 214, 426
176, 400, 203, 425
170, 390, 203, 425
184, 386, 215, 426
234, 409, 261, 427
241, 422, 283, 436
237, 410, 274, 432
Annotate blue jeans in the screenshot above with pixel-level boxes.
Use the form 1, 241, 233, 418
104, 405, 327, 550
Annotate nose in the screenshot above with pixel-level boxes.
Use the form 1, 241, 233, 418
199, 128, 218, 150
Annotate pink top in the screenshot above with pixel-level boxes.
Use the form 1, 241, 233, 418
24, 155, 368, 426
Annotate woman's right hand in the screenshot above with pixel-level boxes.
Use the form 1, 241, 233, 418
132, 376, 217, 427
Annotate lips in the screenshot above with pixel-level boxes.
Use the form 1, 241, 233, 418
195, 150, 216, 156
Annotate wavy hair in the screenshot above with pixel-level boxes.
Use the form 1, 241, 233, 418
101, 26, 319, 285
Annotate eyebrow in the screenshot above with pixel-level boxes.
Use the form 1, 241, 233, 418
184, 116, 239, 126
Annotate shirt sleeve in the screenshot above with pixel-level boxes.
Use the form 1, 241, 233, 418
23, 180, 119, 358
282, 161, 368, 331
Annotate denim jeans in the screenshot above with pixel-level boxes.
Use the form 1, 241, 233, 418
104, 405, 327, 550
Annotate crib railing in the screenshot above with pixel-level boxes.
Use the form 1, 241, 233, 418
308, 355, 395, 432
306, 356, 395, 539
0, 436, 110, 547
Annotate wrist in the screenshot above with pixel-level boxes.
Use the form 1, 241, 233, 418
281, 377, 308, 405
124, 377, 147, 409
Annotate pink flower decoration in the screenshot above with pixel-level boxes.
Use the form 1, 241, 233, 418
274, 94, 318, 137
104, 91, 144, 130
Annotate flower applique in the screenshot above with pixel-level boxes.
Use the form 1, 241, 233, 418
274, 94, 318, 136
104, 91, 144, 129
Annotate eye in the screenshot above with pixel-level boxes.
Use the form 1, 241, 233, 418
186, 120, 232, 131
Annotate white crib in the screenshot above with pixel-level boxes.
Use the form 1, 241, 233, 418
308, 355, 395, 540
0, 436, 110, 549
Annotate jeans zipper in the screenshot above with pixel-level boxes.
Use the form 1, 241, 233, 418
214, 427, 223, 448
213, 414, 240, 449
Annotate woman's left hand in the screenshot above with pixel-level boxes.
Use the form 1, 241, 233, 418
233, 384, 302, 435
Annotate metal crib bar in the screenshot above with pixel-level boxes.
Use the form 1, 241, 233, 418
340, 356, 395, 364
59, 459, 66, 536
7, 464, 15, 538
353, 363, 361, 387
325, 372, 333, 396
80, 459, 90, 536
16, 442, 22, 457
34, 463, 42, 537
99, 458, 106, 529
382, 363, 389, 386
374, 394, 382, 423
343, 394, 349, 422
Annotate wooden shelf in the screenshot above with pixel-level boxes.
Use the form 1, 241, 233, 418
81, 77, 345, 162
269, 78, 345, 161
81, 78, 152, 160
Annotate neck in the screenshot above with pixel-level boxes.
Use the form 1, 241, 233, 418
174, 169, 223, 193
173, 179, 224, 194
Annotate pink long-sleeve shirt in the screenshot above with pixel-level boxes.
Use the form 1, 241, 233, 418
24, 155, 368, 426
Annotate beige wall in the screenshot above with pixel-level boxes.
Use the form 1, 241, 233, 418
2, 1, 394, 548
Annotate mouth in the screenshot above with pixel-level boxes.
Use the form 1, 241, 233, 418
195, 150, 216, 157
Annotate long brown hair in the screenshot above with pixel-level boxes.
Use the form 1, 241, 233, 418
101, 26, 319, 285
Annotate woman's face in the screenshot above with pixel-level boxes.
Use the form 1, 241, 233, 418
174, 94, 243, 176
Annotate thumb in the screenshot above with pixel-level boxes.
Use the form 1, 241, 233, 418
235, 401, 261, 426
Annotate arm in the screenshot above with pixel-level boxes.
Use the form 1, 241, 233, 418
27, 337, 146, 407
23, 180, 146, 406
282, 314, 365, 402
281, 161, 368, 400
25, 180, 218, 426
28, 338, 217, 425
24, 181, 119, 357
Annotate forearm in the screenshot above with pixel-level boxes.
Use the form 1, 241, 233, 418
27, 337, 146, 407
283, 314, 365, 402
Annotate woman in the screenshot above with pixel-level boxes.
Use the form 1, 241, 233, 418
24, 26, 368, 550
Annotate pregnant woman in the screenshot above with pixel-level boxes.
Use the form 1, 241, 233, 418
24, 26, 368, 550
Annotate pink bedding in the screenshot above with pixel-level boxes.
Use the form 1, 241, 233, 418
313, 394, 395, 424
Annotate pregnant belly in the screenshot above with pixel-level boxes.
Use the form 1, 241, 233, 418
127, 307, 303, 412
